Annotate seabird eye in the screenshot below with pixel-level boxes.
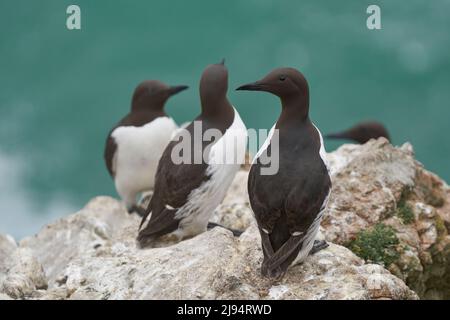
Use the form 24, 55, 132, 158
279, 75, 286, 81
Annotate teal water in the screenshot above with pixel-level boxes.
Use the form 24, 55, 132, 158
1, 0, 449, 238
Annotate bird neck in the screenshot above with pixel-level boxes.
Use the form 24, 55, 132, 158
129, 107, 166, 123
200, 97, 234, 122
278, 95, 310, 125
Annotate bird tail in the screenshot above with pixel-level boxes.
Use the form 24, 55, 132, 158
261, 258, 287, 279
139, 197, 154, 230
261, 235, 304, 279
136, 207, 179, 248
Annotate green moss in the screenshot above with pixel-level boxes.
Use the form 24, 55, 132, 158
397, 200, 415, 224
394, 190, 415, 224
435, 215, 447, 241
347, 223, 400, 267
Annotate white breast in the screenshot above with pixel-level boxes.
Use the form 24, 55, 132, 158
175, 107, 248, 235
253, 124, 276, 164
111, 117, 178, 198
312, 123, 330, 172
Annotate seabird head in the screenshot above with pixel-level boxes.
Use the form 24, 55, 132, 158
131, 80, 188, 112
236, 67, 309, 118
199, 59, 229, 107
325, 121, 390, 144
236, 67, 308, 99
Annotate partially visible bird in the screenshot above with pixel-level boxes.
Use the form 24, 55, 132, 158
237, 67, 331, 279
104, 80, 188, 216
137, 60, 247, 247
325, 121, 390, 144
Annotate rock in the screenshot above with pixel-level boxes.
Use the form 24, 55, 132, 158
0, 234, 17, 272
326, 144, 363, 176
211, 170, 253, 231
214, 139, 450, 299
0, 234, 17, 291
2, 137, 448, 300
0, 293, 13, 300
1, 248, 47, 299
6, 207, 417, 300
321, 138, 450, 299
28, 287, 69, 300
323, 139, 416, 243
19, 196, 140, 286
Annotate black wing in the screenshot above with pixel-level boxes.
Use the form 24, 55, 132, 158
137, 131, 210, 242
104, 134, 117, 177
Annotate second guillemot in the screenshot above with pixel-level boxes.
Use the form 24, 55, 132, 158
137, 60, 247, 246
237, 67, 332, 278
104, 80, 188, 216
325, 121, 390, 144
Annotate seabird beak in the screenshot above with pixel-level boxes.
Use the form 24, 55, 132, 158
219, 58, 225, 65
168, 85, 189, 96
236, 81, 264, 91
324, 131, 348, 140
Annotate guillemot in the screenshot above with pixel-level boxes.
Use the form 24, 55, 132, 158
104, 80, 188, 216
237, 67, 331, 278
137, 60, 247, 246
326, 121, 390, 144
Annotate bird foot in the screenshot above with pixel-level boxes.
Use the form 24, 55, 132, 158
127, 205, 146, 217
160, 232, 183, 243
207, 222, 243, 237
310, 240, 329, 255
261, 262, 286, 281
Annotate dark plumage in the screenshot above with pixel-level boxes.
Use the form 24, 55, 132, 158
325, 121, 390, 144
137, 61, 247, 247
237, 67, 331, 278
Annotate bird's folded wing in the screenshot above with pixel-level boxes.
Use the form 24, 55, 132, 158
104, 135, 117, 177
247, 165, 282, 232
264, 234, 304, 271
137, 207, 178, 239
139, 139, 210, 233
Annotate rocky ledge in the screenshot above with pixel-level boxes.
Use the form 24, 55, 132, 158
1, 138, 448, 300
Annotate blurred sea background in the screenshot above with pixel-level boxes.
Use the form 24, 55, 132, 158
1, 0, 449, 238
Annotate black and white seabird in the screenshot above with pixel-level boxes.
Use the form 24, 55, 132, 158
326, 121, 390, 144
237, 68, 332, 278
104, 80, 188, 216
137, 60, 247, 246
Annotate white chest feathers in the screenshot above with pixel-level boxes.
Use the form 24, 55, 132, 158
312, 123, 330, 172
176, 107, 248, 233
111, 117, 178, 194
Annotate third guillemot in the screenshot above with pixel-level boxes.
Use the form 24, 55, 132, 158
137, 60, 247, 246
325, 121, 390, 144
237, 67, 332, 278
104, 80, 188, 216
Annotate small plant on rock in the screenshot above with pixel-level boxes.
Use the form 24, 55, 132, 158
347, 223, 400, 267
